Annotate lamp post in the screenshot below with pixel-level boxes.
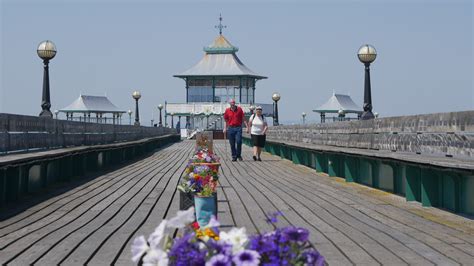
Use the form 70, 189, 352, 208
158, 104, 163, 127
132, 91, 141, 126
374, 112, 379, 119
249, 105, 255, 115
37, 40, 57, 118
272, 92, 281, 126
358, 44, 377, 120
338, 109, 346, 121
302, 112, 306, 124
127, 110, 132, 125
54, 110, 59, 120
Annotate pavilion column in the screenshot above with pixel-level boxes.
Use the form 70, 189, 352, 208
252, 79, 256, 104
239, 78, 242, 103
212, 77, 215, 102
185, 78, 189, 103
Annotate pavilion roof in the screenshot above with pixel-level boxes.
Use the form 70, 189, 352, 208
313, 93, 363, 114
59, 95, 126, 113
174, 34, 267, 79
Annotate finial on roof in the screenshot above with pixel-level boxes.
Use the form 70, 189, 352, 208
215, 13, 227, 35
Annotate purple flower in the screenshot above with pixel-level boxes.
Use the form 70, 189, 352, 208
302, 250, 325, 266
282, 227, 309, 242
265, 211, 283, 224
168, 233, 206, 266
206, 254, 231, 266
232, 250, 260, 266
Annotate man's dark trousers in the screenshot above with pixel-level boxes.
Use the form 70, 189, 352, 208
227, 126, 242, 159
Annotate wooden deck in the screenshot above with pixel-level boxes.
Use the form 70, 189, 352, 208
0, 140, 473, 265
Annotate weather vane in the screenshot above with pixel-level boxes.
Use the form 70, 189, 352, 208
215, 14, 227, 35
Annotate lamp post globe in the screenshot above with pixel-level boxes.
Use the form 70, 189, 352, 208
272, 92, 281, 126
127, 109, 132, 125
37, 40, 57, 61
132, 91, 141, 100
338, 109, 346, 121
158, 104, 163, 127
37, 40, 57, 118
374, 112, 379, 118
302, 112, 306, 124
132, 91, 141, 126
358, 44, 377, 64
358, 44, 377, 120
272, 93, 281, 102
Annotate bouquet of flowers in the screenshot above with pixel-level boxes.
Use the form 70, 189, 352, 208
132, 208, 325, 266
178, 164, 218, 197
189, 148, 220, 166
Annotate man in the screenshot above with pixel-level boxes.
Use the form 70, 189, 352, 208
223, 99, 246, 161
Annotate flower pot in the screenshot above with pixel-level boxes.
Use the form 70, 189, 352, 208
194, 193, 217, 227
179, 190, 194, 211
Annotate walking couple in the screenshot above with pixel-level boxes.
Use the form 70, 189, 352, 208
223, 99, 268, 162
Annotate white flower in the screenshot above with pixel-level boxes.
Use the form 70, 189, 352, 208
143, 247, 169, 266
148, 220, 168, 250
131, 236, 149, 263
168, 207, 195, 229
220, 227, 248, 254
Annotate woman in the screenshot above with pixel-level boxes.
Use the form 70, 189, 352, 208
248, 106, 268, 161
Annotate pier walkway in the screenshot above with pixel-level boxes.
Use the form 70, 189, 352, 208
0, 140, 473, 265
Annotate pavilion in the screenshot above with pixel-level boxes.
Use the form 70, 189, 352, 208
59, 95, 126, 124
168, 16, 272, 132
313, 93, 363, 123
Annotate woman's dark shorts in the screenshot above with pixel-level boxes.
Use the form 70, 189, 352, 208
251, 134, 266, 148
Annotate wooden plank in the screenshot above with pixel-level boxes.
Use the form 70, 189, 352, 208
36, 143, 190, 265
91, 142, 193, 265
0, 154, 157, 234
0, 145, 181, 265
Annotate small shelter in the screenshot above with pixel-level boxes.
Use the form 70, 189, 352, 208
59, 95, 126, 124
313, 93, 362, 123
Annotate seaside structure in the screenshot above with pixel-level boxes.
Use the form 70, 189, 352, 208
167, 16, 273, 132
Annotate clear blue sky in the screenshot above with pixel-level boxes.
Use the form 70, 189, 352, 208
1, 0, 472, 125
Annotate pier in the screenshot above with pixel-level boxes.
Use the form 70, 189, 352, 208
0, 140, 473, 265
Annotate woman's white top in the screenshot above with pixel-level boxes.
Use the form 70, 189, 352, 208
250, 114, 266, 135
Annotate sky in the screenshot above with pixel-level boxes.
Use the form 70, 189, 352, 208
1, 0, 473, 125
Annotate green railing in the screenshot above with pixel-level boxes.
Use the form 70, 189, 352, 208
243, 137, 474, 215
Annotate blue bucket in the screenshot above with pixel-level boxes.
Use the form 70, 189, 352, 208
194, 194, 217, 227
